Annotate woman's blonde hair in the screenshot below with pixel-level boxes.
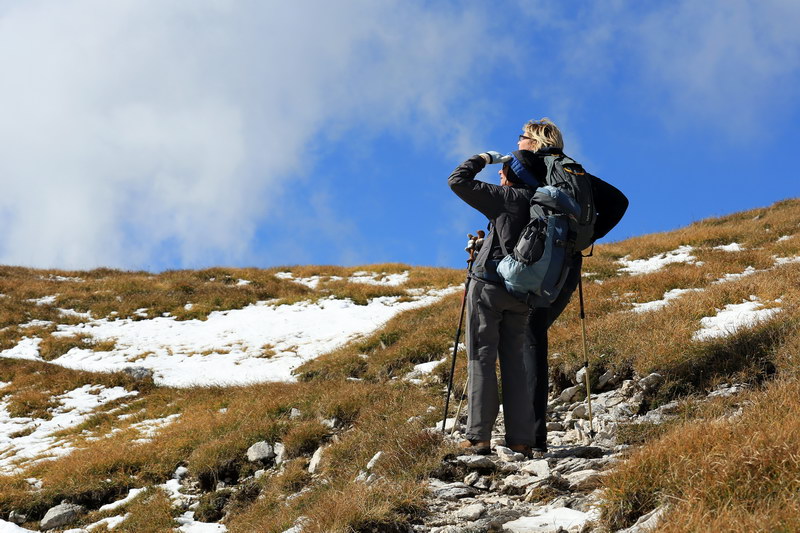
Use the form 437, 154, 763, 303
523, 118, 564, 151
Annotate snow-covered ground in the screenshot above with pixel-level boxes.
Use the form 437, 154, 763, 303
713, 242, 745, 252
630, 288, 704, 313
626, 249, 799, 318
0, 385, 138, 475
617, 245, 698, 275
274, 270, 409, 289
0, 468, 228, 532
0, 286, 457, 387
693, 298, 782, 341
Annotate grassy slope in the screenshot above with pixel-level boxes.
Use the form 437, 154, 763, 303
0, 199, 799, 531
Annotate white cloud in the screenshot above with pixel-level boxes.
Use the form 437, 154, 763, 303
518, 0, 800, 136
0, 0, 502, 269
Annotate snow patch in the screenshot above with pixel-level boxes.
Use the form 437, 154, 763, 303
617, 245, 697, 275
630, 288, 704, 313
59, 308, 92, 319
0, 337, 42, 361
774, 255, 800, 266
275, 270, 409, 289
99, 488, 145, 511
713, 242, 744, 252
403, 358, 446, 383
130, 413, 181, 443
0, 519, 36, 532
777, 235, 795, 242
44, 275, 85, 283
18, 319, 53, 329
693, 298, 782, 341
713, 266, 759, 284
274, 272, 341, 289
348, 271, 410, 286
176, 512, 228, 532
28, 295, 57, 306
86, 514, 130, 530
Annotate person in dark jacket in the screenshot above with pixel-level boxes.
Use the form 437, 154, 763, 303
448, 119, 580, 457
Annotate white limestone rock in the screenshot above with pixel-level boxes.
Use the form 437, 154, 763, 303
496, 446, 525, 462
246, 441, 276, 462
308, 446, 325, 474
40, 503, 85, 531
502, 507, 591, 532
565, 469, 602, 491
520, 459, 551, 478
274, 442, 287, 465
455, 503, 485, 521
559, 385, 583, 403
456, 455, 496, 469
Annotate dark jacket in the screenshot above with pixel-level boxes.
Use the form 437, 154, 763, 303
448, 155, 537, 281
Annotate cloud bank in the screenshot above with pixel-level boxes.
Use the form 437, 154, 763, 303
0, 0, 500, 270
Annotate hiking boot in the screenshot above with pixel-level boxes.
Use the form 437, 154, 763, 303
508, 444, 533, 458
457, 439, 491, 455
531, 443, 548, 459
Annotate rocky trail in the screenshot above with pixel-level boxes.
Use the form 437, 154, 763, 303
417, 373, 745, 533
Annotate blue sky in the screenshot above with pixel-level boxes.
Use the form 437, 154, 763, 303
1, 0, 798, 271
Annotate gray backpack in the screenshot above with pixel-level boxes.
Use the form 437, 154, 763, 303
497, 152, 596, 307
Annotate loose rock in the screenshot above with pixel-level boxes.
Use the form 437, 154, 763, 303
565, 469, 602, 491
455, 503, 485, 521
274, 442, 287, 465
638, 373, 663, 392
597, 370, 617, 390
549, 446, 604, 459
40, 503, 85, 531
496, 446, 525, 462
457, 455, 496, 470
9, 511, 27, 525
431, 481, 478, 501
559, 385, 583, 403
308, 446, 325, 474
519, 459, 550, 478
246, 441, 275, 462
122, 366, 153, 381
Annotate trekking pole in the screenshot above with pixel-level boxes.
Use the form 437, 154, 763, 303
441, 233, 480, 433
578, 274, 596, 439
450, 374, 469, 436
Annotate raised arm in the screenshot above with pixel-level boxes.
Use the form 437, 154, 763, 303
448, 155, 510, 219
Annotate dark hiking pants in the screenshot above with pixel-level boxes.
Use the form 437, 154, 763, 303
465, 279, 548, 447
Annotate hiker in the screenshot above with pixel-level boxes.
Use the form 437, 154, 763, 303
448, 118, 627, 457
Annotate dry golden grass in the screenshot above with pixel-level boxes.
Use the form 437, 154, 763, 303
225, 382, 444, 533
5, 388, 59, 420
601, 377, 800, 531
115, 487, 178, 532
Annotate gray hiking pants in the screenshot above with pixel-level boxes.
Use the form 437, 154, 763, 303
464, 279, 548, 447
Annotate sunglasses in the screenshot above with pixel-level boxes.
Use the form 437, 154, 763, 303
518, 134, 533, 142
